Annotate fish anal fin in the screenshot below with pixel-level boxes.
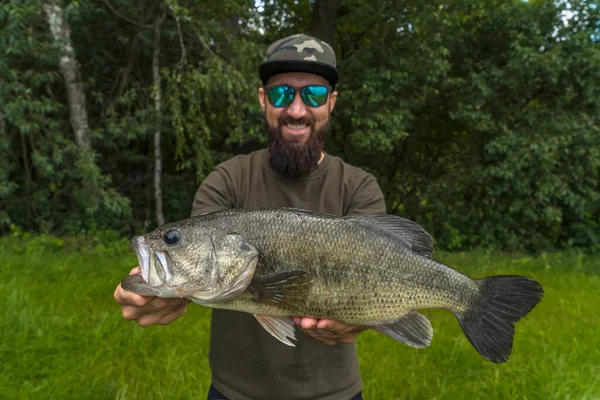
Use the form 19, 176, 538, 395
254, 314, 296, 347
248, 270, 310, 309
367, 311, 433, 348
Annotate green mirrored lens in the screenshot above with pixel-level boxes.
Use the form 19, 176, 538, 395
301, 86, 329, 107
268, 86, 295, 107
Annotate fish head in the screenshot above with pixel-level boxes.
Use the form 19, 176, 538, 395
122, 220, 259, 303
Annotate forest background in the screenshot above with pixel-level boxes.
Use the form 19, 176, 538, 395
2, 0, 599, 253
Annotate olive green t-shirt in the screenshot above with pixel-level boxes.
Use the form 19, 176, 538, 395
191, 149, 386, 400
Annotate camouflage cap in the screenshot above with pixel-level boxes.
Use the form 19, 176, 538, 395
259, 33, 339, 86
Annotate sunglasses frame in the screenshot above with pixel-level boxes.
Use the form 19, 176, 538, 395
264, 84, 333, 108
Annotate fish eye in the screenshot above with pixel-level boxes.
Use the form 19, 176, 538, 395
164, 229, 181, 245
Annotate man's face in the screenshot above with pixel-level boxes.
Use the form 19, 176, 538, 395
258, 72, 338, 178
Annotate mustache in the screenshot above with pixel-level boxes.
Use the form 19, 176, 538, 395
278, 113, 314, 127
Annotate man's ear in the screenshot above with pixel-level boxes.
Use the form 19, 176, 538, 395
329, 90, 338, 112
258, 87, 266, 111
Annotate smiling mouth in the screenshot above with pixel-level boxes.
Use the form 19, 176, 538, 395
285, 123, 308, 130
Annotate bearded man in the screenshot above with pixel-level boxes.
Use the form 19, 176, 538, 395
114, 34, 387, 400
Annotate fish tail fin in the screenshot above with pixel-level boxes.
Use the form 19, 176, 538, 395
455, 276, 544, 363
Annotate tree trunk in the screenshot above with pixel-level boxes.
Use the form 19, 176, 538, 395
310, 0, 339, 45
0, 107, 5, 138
20, 130, 32, 189
152, 21, 165, 226
43, 0, 91, 148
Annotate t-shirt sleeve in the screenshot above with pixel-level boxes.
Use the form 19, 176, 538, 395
190, 165, 236, 217
346, 173, 387, 216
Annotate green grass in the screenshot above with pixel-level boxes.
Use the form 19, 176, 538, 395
1, 237, 598, 400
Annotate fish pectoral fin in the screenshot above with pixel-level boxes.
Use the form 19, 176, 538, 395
248, 270, 310, 308
367, 311, 433, 348
254, 314, 296, 347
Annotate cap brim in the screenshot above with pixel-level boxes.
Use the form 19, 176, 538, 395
259, 60, 339, 86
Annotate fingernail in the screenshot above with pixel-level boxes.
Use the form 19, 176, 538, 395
301, 319, 315, 329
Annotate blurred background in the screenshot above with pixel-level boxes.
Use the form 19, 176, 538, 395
2, 0, 599, 252
1, 0, 598, 399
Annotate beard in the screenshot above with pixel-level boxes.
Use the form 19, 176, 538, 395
266, 112, 330, 179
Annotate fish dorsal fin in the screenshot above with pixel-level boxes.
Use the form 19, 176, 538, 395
366, 311, 434, 348
350, 214, 434, 256
254, 314, 297, 347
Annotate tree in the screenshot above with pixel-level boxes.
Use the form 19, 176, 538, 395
152, 4, 165, 226
43, 0, 91, 148
1, 0, 598, 252
310, 0, 339, 44
0, 0, 131, 234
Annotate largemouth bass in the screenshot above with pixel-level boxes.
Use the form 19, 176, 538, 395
121, 208, 544, 363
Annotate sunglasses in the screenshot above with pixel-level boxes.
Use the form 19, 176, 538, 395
265, 85, 331, 108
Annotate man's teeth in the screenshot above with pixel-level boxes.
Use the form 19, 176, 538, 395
286, 124, 307, 130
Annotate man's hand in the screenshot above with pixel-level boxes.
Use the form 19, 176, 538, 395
114, 267, 189, 327
291, 316, 369, 346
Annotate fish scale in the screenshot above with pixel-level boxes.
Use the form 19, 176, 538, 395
215, 210, 474, 322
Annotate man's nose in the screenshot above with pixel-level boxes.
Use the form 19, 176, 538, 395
286, 92, 308, 120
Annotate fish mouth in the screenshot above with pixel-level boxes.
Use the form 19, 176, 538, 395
128, 235, 178, 296
132, 235, 152, 283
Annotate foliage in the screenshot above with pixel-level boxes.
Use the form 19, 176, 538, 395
0, 0, 131, 234
1, 0, 599, 252
328, 0, 600, 252
5, 224, 130, 255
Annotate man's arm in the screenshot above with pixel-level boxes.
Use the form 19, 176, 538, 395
346, 173, 387, 216
190, 165, 236, 217
114, 167, 235, 327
